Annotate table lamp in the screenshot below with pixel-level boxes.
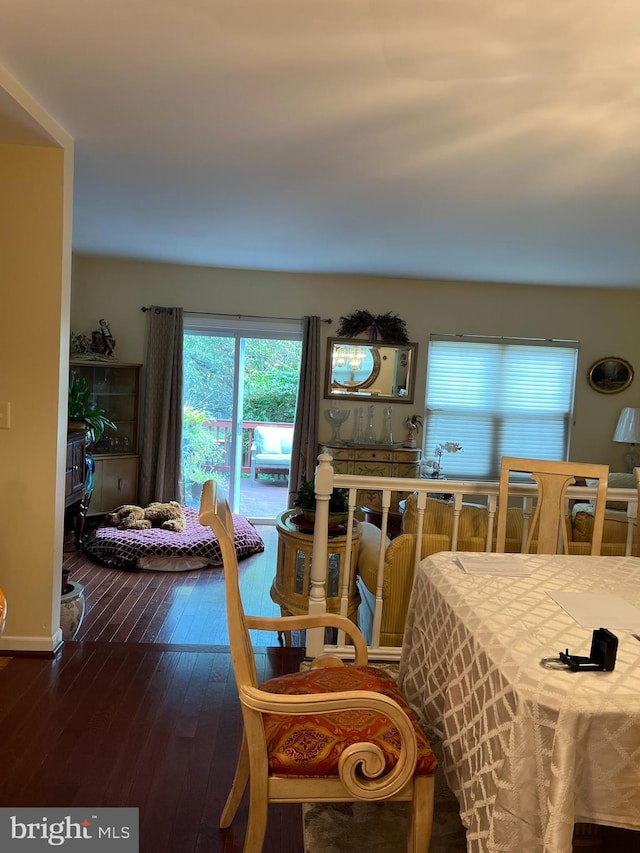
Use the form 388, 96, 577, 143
612, 407, 640, 472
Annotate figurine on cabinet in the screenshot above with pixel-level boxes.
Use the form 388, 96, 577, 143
72, 319, 116, 358
404, 414, 423, 449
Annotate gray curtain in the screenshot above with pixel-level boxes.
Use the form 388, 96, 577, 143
288, 316, 321, 506
138, 306, 184, 505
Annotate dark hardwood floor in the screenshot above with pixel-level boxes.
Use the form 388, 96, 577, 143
0, 524, 306, 850
0, 641, 305, 852
2, 526, 634, 852
64, 524, 304, 647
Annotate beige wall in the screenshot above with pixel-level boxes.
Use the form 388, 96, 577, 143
72, 255, 640, 470
0, 69, 73, 652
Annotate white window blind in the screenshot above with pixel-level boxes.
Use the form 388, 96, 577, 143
424, 336, 579, 481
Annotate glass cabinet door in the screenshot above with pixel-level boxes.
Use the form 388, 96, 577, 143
70, 362, 140, 455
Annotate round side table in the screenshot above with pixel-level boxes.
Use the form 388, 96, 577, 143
272, 510, 361, 645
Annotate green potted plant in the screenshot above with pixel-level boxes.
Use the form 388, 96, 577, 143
68, 374, 117, 448
182, 406, 226, 501
293, 479, 351, 525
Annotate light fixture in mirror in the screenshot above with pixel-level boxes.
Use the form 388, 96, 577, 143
324, 338, 418, 403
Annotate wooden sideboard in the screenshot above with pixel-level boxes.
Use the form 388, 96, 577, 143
65, 430, 87, 507
65, 430, 91, 547
320, 443, 421, 518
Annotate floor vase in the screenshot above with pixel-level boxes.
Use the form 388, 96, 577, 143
60, 581, 85, 640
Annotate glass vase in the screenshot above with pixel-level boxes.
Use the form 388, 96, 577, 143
364, 406, 377, 444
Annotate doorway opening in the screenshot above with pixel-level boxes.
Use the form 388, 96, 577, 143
182, 316, 303, 523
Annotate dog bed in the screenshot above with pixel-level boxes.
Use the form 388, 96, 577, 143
84, 505, 264, 570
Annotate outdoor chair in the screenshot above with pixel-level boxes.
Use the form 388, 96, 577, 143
249, 425, 293, 480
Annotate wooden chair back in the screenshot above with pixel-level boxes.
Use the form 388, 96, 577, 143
496, 457, 609, 555
198, 480, 259, 690
198, 479, 437, 852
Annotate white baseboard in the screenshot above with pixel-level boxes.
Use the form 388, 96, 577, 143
0, 628, 63, 653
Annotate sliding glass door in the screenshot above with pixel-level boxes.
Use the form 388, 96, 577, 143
182, 316, 302, 521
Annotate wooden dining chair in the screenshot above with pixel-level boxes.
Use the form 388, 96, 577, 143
496, 457, 609, 555
198, 480, 437, 853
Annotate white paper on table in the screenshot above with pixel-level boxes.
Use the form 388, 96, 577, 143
456, 554, 532, 576
547, 591, 640, 630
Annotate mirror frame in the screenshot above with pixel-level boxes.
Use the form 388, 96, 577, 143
324, 337, 418, 403
587, 356, 634, 394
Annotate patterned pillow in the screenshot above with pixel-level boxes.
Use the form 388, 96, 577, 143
84, 505, 264, 570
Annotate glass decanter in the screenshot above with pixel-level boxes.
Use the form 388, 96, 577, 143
351, 406, 365, 444
380, 406, 393, 445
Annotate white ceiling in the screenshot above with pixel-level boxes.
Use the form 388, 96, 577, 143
2, 0, 640, 287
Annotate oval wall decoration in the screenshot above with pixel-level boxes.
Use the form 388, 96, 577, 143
587, 357, 634, 394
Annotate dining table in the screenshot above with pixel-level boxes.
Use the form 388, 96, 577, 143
398, 551, 640, 853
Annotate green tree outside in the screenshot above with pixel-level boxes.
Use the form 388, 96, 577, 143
182, 334, 302, 496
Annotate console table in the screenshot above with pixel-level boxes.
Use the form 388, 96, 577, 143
320, 443, 421, 518
271, 509, 361, 644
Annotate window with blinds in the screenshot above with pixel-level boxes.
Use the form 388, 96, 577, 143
424, 336, 579, 481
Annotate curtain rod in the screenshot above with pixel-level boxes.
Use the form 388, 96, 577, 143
141, 306, 332, 324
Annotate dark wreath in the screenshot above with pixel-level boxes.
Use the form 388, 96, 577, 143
336, 310, 409, 344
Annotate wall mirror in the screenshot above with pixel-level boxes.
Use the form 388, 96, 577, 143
324, 337, 418, 403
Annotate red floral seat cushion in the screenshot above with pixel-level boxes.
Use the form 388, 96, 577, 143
260, 665, 437, 778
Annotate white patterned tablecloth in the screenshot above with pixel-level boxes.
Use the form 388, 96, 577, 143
398, 552, 640, 853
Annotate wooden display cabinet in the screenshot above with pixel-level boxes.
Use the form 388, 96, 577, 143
92, 455, 139, 515
70, 360, 141, 515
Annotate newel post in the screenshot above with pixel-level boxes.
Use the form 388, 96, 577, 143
307, 451, 335, 657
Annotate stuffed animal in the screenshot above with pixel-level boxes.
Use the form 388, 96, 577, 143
105, 501, 186, 533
